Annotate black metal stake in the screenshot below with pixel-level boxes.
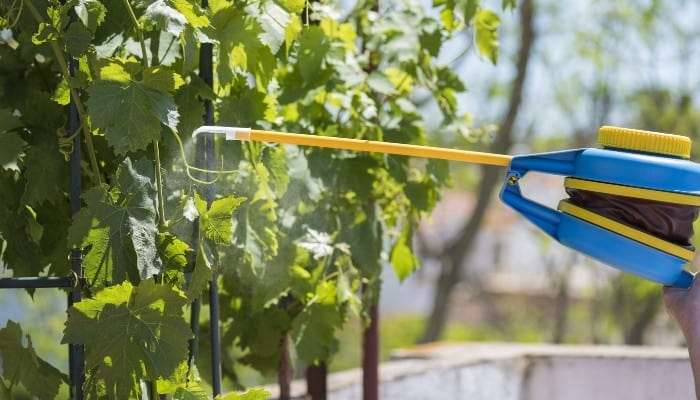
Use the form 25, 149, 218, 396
198, 6, 223, 392
67, 50, 85, 400
0, 277, 74, 289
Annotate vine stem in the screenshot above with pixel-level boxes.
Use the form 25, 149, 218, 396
122, 0, 167, 229
154, 141, 167, 229
24, 0, 102, 185
122, 0, 149, 67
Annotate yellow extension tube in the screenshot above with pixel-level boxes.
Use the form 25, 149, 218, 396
191, 126, 513, 167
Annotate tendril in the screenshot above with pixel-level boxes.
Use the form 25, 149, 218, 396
8, 0, 23, 29
168, 129, 241, 185
57, 127, 80, 161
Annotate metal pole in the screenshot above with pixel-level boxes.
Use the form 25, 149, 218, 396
68, 51, 85, 400
0, 277, 74, 289
197, 2, 223, 392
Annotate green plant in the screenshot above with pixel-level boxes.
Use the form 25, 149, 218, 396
0, 0, 507, 397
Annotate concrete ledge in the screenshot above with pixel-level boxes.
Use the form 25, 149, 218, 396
266, 342, 693, 399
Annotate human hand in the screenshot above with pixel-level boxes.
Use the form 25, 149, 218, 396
664, 274, 700, 337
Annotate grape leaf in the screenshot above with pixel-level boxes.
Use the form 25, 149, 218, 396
173, 0, 210, 29
291, 282, 343, 364
194, 192, 246, 245
502, 0, 517, 10
235, 199, 280, 266
0, 320, 68, 400
0, 131, 25, 171
253, 0, 290, 53
157, 232, 191, 271
21, 140, 68, 206
74, 0, 108, 32
62, 22, 93, 56
68, 158, 161, 286
210, 1, 275, 86
297, 26, 330, 82
234, 307, 289, 372
0, 172, 46, 277
87, 61, 181, 154
475, 9, 500, 64
174, 76, 217, 139
218, 86, 274, 127
63, 280, 192, 399
144, 0, 188, 37
186, 242, 213, 300
390, 223, 418, 281
174, 382, 210, 399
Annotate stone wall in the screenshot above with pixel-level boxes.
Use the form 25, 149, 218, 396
266, 342, 694, 399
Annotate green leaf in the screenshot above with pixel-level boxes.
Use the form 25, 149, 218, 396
87, 61, 180, 154
0, 131, 25, 171
68, 158, 160, 286
502, 0, 517, 10
219, 86, 274, 127
475, 9, 500, 64
174, 76, 217, 137
0, 320, 68, 400
236, 199, 280, 266
463, 0, 480, 22
21, 140, 68, 206
262, 144, 289, 197
291, 282, 343, 364
232, 307, 289, 371
210, 2, 276, 86
254, 0, 290, 53
144, 0, 188, 37
390, 223, 418, 281
186, 242, 213, 300
217, 388, 272, 400
142, 66, 186, 92
0, 172, 45, 276
297, 27, 330, 82
367, 71, 398, 95
174, 382, 210, 399
157, 232, 192, 271
194, 192, 246, 245
419, 18, 442, 57
278, 0, 305, 13
62, 22, 93, 56
75, 0, 107, 32
173, 0, 210, 29
63, 280, 192, 399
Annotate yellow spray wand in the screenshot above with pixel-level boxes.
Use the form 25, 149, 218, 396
191, 126, 513, 167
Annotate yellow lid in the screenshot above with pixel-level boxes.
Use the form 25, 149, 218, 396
598, 126, 691, 159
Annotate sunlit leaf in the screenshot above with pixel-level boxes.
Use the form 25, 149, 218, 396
217, 388, 272, 400
296, 228, 333, 260
194, 192, 246, 245
144, 0, 188, 37
390, 223, 418, 281
68, 158, 160, 286
63, 280, 192, 399
475, 9, 500, 64
87, 61, 181, 154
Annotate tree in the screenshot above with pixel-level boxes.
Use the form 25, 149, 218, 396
419, 0, 535, 344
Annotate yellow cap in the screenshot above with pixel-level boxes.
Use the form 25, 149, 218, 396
598, 126, 691, 159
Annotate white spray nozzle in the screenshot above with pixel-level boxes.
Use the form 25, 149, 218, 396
192, 126, 252, 141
